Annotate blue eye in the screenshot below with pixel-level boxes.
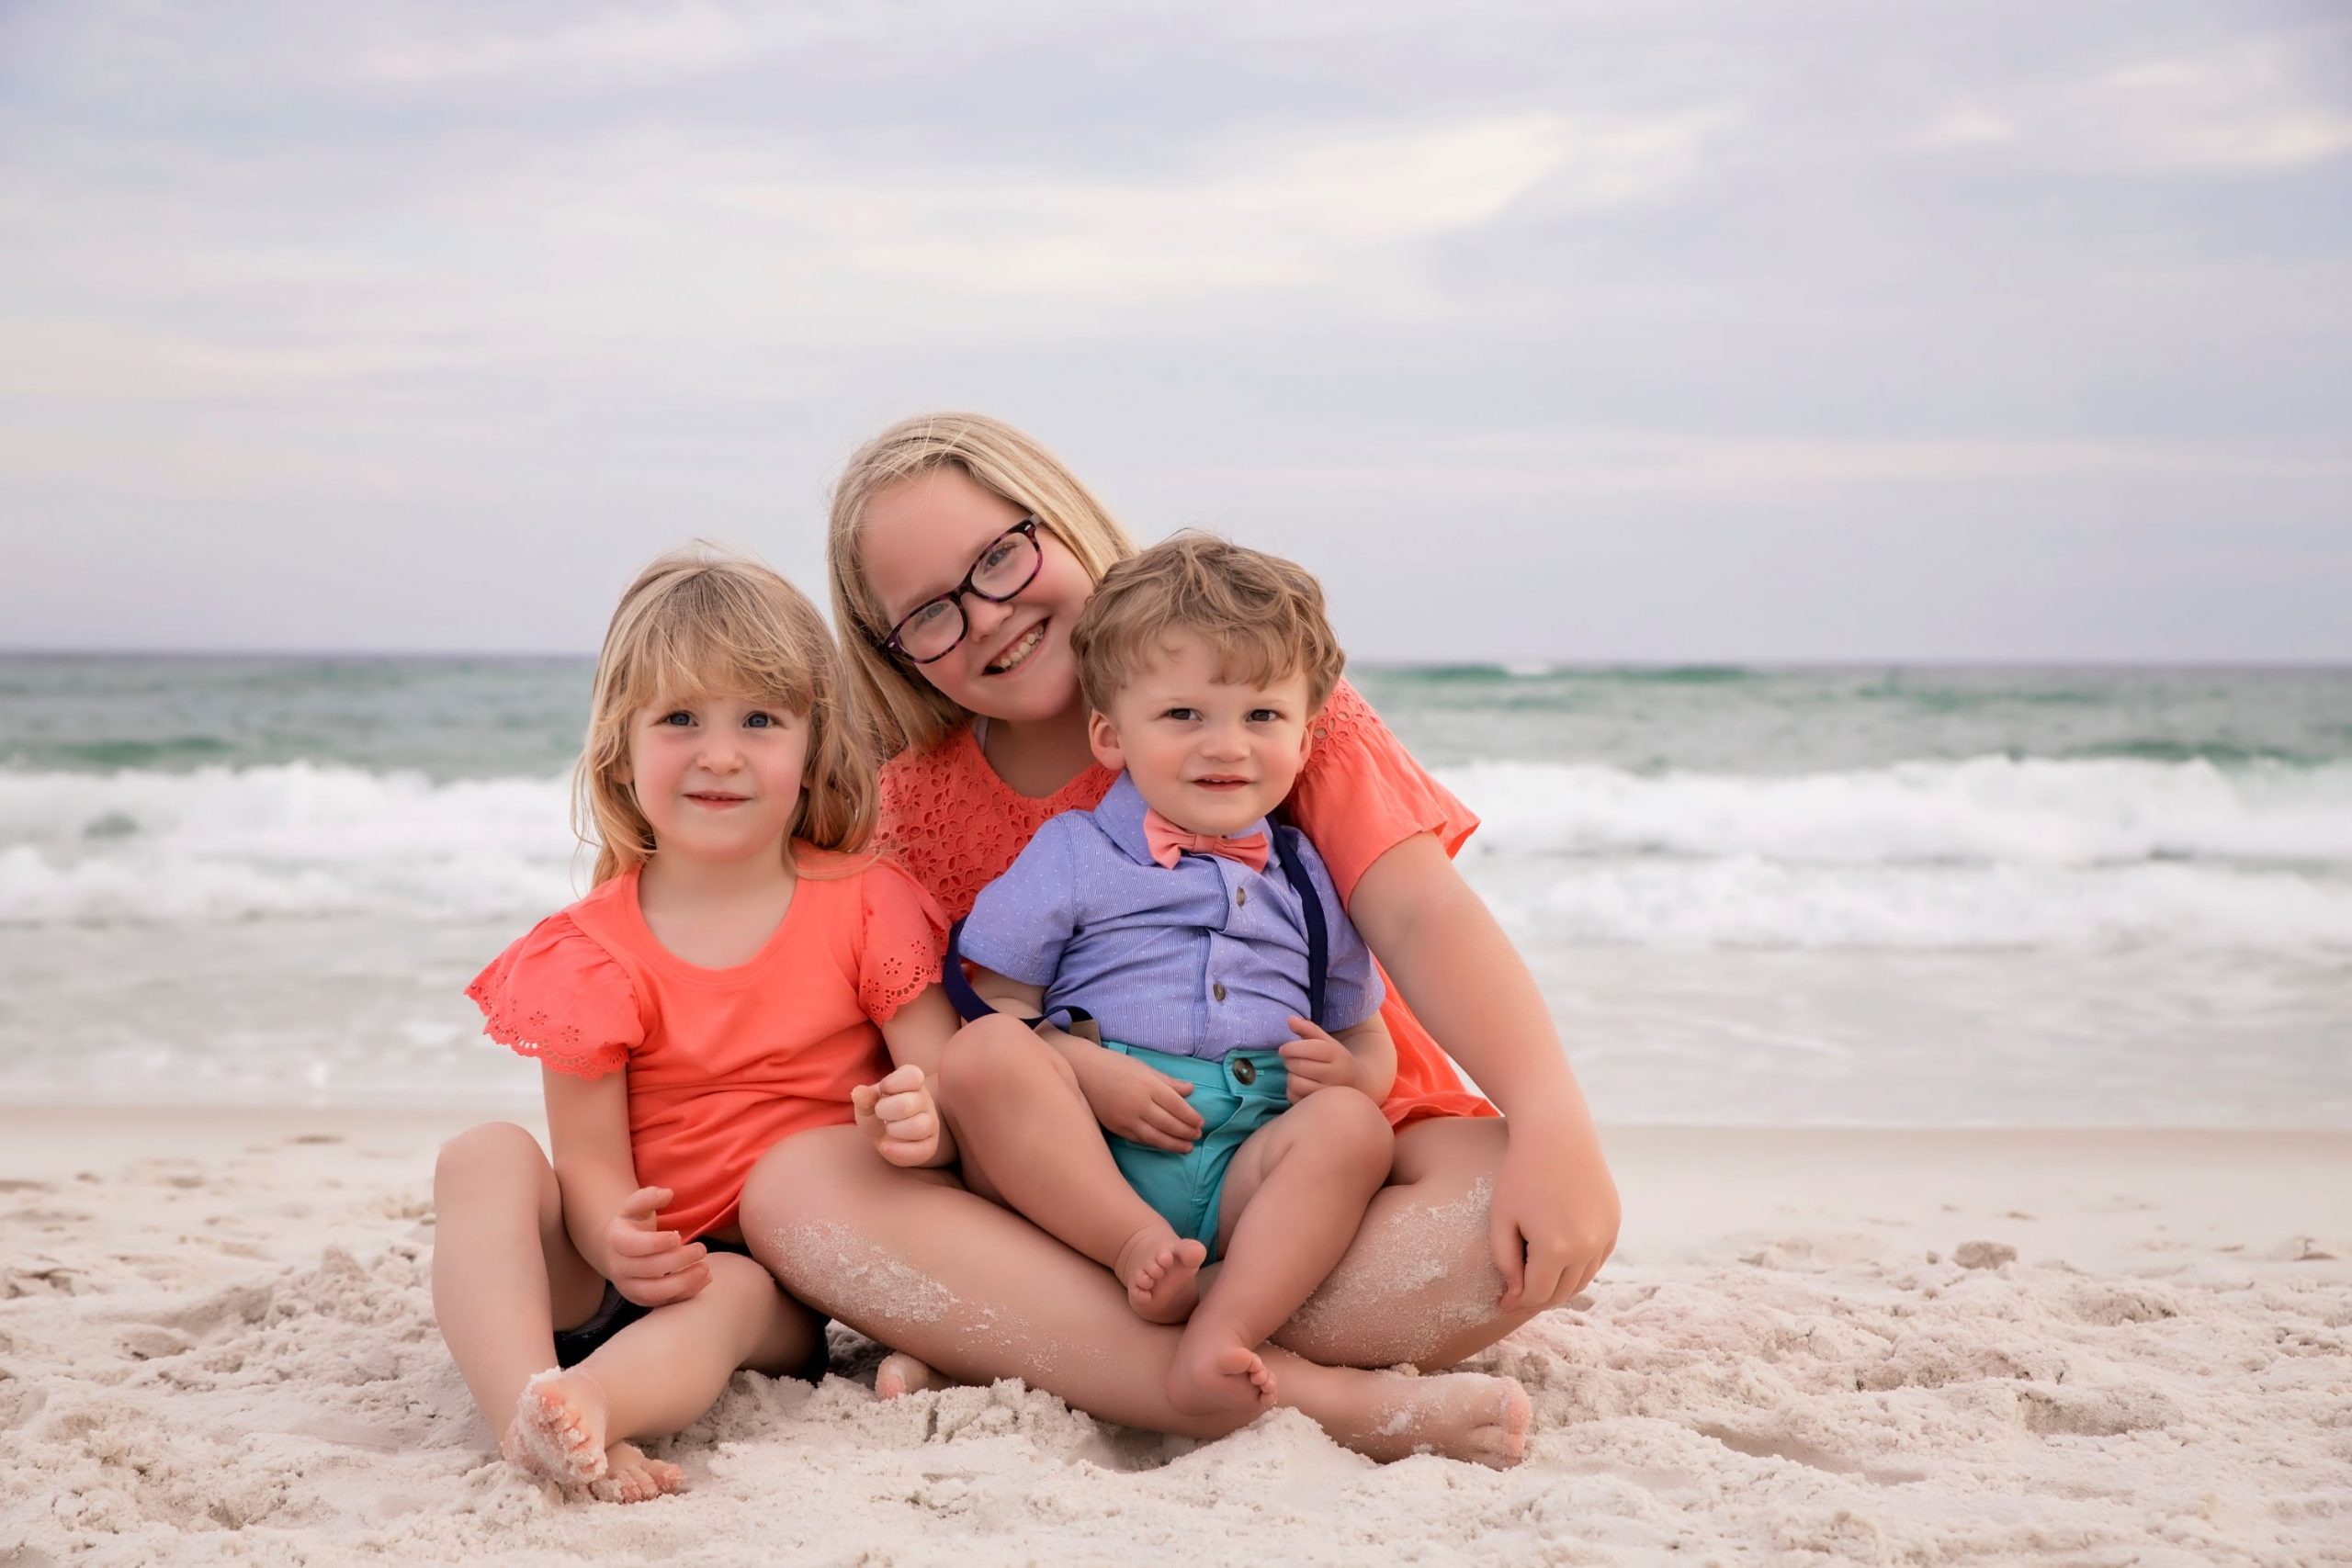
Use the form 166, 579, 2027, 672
1250, 709, 1282, 723
660, 710, 693, 727
1165, 706, 1199, 722
745, 712, 773, 728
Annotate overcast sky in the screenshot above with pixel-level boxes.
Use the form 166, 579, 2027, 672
2, 1, 2346, 662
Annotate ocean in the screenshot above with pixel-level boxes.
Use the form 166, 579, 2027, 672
3, 656, 2346, 1125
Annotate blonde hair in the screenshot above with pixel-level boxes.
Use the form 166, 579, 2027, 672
575, 546, 877, 886
1070, 533, 1347, 716
827, 412, 1138, 757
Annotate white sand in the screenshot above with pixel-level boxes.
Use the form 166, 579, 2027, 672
3, 1111, 2348, 1566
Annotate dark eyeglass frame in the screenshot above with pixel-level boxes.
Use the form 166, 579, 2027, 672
876, 517, 1046, 664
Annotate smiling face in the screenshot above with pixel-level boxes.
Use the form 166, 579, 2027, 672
1087, 630, 1317, 838
857, 465, 1097, 728
619, 692, 811, 868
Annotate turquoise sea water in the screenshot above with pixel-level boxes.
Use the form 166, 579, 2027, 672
4, 657, 2347, 1123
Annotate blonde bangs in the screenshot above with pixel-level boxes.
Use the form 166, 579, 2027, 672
608, 572, 818, 722
576, 547, 878, 887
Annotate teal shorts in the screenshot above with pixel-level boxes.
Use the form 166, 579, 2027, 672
1102, 1040, 1289, 1256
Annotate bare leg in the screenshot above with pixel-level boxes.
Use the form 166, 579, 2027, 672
939, 1015, 1204, 1323
511, 1254, 820, 1486
429, 1123, 687, 1502
1275, 1116, 1564, 1369
1168, 1089, 1392, 1414
740, 1126, 1529, 1466
429, 1125, 609, 1443
429, 1123, 806, 1503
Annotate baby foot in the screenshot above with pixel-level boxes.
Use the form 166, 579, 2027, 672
1362, 1373, 1533, 1470
1114, 1225, 1206, 1325
875, 1351, 947, 1400
586, 1441, 684, 1504
504, 1368, 610, 1486
1166, 1322, 1277, 1416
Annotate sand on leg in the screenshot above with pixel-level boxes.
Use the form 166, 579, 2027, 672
939, 1015, 1204, 1322
1167, 1088, 1394, 1414
1272, 1116, 1566, 1370
428, 1124, 628, 1475
513, 1251, 822, 1488
740, 1125, 1531, 1466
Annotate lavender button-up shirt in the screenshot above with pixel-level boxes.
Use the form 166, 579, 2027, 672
958, 773, 1383, 1060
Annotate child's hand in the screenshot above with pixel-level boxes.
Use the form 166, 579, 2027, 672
605, 1186, 711, 1308
853, 1064, 943, 1168
1074, 1049, 1203, 1153
1279, 1018, 1360, 1100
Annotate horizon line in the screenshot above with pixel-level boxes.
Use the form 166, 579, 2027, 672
2, 647, 2349, 672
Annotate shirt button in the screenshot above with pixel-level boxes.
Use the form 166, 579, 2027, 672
1236, 887, 1249, 907
1212, 982, 1227, 1002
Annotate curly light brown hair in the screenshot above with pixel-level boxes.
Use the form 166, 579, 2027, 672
1069, 533, 1347, 718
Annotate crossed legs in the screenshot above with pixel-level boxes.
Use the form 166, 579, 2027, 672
740, 1125, 1531, 1467
430, 1122, 823, 1502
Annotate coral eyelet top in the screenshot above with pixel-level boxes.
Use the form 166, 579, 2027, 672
877, 679, 1498, 1128
466, 848, 948, 1239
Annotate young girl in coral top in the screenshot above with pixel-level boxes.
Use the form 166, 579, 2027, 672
432, 548, 956, 1503
734, 413, 1619, 1463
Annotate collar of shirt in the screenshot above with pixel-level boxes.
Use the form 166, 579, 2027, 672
1096, 771, 1278, 874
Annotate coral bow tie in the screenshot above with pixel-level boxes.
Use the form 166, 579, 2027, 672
1142, 809, 1270, 872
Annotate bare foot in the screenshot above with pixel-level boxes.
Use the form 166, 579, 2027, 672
587, 1441, 684, 1504
504, 1368, 610, 1486
1355, 1373, 1532, 1470
1114, 1225, 1206, 1325
875, 1351, 948, 1400
1166, 1322, 1277, 1415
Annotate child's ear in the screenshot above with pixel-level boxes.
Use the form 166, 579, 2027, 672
1086, 708, 1125, 773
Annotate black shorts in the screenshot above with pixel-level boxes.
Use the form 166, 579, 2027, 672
552, 1237, 831, 1384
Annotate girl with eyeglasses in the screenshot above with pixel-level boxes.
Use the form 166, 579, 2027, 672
732, 413, 1620, 1463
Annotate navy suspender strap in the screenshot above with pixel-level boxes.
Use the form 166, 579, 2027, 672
941, 918, 1098, 1038
942, 826, 1329, 1035
940, 919, 995, 1024
1272, 825, 1329, 1030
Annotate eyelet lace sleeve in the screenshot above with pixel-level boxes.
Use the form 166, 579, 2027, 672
464, 913, 643, 1078
856, 861, 951, 1022
1290, 677, 1481, 900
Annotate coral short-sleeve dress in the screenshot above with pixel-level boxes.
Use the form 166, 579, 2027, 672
877, 679, 1497, 1128
466, 849, 948, 1239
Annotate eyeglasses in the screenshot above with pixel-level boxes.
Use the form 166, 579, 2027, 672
877, 517, 1046, 664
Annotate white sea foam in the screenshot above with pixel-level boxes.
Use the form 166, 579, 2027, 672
1436, 756, 2352, 867
1468, 857, 2352, 951
0, 764, 579, 924
6, 757, 2351, 949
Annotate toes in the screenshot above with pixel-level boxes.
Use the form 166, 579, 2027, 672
514, 1371, 608, 1483
876, 1351, 941, 1400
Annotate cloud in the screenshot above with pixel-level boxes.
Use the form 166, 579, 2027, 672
1199, 430, 2352, 502
357, 4, 810, 85
705, 110, 1727, 309
1915, 36, 2352, 172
